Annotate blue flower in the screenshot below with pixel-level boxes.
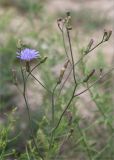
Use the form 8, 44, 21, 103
17, 48, 39, 61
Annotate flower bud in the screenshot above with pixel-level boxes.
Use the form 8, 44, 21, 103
57, 18, 63, 30
17, 39, 22, 50
17, 39, 26, 51
40, 56, 48, 64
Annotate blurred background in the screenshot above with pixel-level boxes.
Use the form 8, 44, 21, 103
0, 0, 114, 159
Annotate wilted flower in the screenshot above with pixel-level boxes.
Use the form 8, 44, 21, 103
17, 48, 39, 61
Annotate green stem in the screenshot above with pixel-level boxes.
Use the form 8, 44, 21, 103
20, 62, 44, 160
50, 84, 77, 148
52, 83, 58, 127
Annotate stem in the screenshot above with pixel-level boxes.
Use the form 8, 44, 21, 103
61, 29, 71, 63
87, 40, 104, 53
20, 63, 44, 160
66, 29, 77, 84
26, 59, 46, 80
51, 84, 77, 145
52, 83, 58, 127
58, 65, 72, 96
59, 37, 108, 95
58, 20, 71, 63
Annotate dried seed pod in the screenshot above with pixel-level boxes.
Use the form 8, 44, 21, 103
66, 12, 72, 30
83, 69, 95, 82
65, 111, 72, 125
57, 18, 62, 22
99, 68, 103, 77
100, 68, 103, 74
105, 30, 112, 41
103, 29, 112, 41
66, 11, 71, 17
57, 60, 69, 84
57, 67, 66, 84
85, 39, 94, 54
64, 60, 70, 68
70, 128, 74, 134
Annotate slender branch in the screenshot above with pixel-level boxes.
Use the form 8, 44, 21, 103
58, 55, 84, 96
49, 84, 59, 149
59, 36, 109, 95
58, 65, 72, 96
66, 29, 77, 84
87, 39, 104, 53
61, 28, 71, 63
51, 84, 77, 140
25, 60, 43, 81
74, 67, 114, 97
57, 19, 71, 63
25, 57, 48, 82
30, 72, 51, 93
54, 67, 114, 158
52, 83, 58, 127
23, 59, 51, 93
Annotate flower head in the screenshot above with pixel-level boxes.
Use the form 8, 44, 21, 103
17, 48, 39, 61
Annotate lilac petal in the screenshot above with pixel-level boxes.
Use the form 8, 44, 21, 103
16, 48, 40, 61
